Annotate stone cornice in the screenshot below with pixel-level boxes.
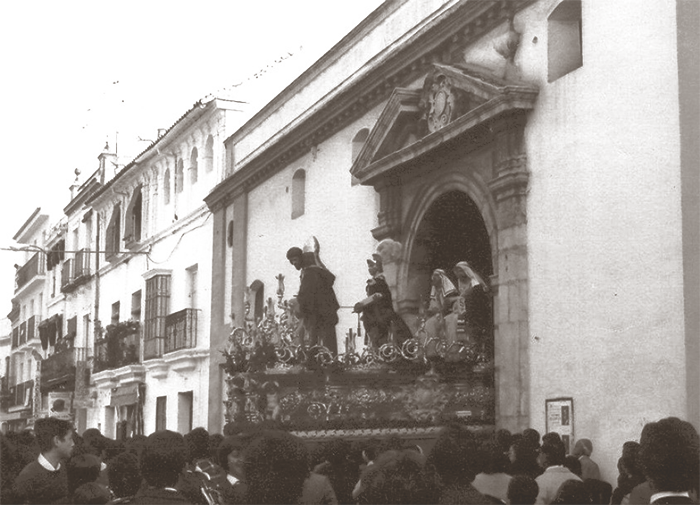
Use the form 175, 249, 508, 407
204, 0, 536, 212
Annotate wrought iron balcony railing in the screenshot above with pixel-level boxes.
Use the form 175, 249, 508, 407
165, 308, 198, 354
61, 258, 73, 291
15, 252, 45, 292
93, 324, 140, 373
41, 346, 87, 390
74, 248, 91, 281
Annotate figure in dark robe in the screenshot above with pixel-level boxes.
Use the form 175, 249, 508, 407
354, 256, 412, 350
287, 247, 340, 354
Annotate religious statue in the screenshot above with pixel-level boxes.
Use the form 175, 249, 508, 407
353, 255, 412, 350
452, 261, 492, 356
423, 269, 459, 347
286, 239, 340, 354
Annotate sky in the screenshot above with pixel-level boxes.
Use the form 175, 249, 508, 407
0, 0, 385, 325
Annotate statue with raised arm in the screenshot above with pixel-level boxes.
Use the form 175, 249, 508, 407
286, 243, 340, 354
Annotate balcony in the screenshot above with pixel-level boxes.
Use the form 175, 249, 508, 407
93, 322, 140, 373
60, 259, 73, 292
7, 379, 34, 409
15, 252, 45, 293
61, 250, 91, 293
165, 308, 198, 354
41, 346, 87, 391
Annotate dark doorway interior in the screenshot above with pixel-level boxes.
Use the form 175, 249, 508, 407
407, 190, 492, 310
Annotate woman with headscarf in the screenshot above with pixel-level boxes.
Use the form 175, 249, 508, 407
423, 269, 458, 349
452, 261, 492, 355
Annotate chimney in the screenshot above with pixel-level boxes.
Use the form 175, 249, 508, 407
97, 142, 117, 184
157, 128, 167, 138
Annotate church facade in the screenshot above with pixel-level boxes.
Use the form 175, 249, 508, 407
205, 0, 698, 483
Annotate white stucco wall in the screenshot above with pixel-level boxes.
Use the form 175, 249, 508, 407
463, 0, 684, 484
245, 115, 383, 352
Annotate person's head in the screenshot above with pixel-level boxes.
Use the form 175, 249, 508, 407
572, 438, 593, 458
480, 440, 510, 474
563, 455, 582, 477
426, 423, 480, 485
218, 435, 248, 479
107, 452, 141, 498
362, 438, 381, 463
67, 453, 101, 494
522, 428, 541, 449
33, 417, 74, 459
507, 474, 539, 505
619, 441, 642, 478
81, 428, 108, 459
639, 416, 700, 493
495, 428, 513, 453
552, 479, 591, 504
542, 432, 562, 445
209, 433, 224, 460
124, 434, 146, 460
367, 255, 383, 277
362, 449, 439, 505
72, 482, 111, 505
184, 427, 210, 462
140, 430, 187, 489
322, 438, 352, 467
243, 430, 310, 504
286, 247, 303, 270
538, 440, 566, 469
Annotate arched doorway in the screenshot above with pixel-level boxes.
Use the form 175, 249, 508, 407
406, 190, 493, 312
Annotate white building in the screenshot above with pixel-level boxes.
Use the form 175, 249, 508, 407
3, 209, 50, 431
86, 98, 244, 437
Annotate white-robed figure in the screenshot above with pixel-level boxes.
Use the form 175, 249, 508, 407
423, 269, 459, 347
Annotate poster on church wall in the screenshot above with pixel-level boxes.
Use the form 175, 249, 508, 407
545, 397, 574, 454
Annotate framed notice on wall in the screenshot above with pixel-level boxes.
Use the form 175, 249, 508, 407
545, 397, 574, 454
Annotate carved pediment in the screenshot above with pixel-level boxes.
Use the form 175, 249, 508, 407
350, 63, 539, 185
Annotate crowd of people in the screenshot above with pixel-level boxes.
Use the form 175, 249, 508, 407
1, 416, 697, 504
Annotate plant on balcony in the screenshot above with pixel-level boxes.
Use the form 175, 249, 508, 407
94, 320, 140, 372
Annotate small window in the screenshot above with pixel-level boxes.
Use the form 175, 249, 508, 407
164, 169, 171, 205
131, 290, 142, 322
111, 301, 120, 325
105, 204, 121, 261
249, 280, 265, 322
175, 159, 184, 193
204, 135, 214, 173
548, 0, 582, 82
190, 147, 198, 184
291, 169, 306, 219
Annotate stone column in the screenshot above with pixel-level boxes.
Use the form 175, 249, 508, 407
488, 114, 530, 432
